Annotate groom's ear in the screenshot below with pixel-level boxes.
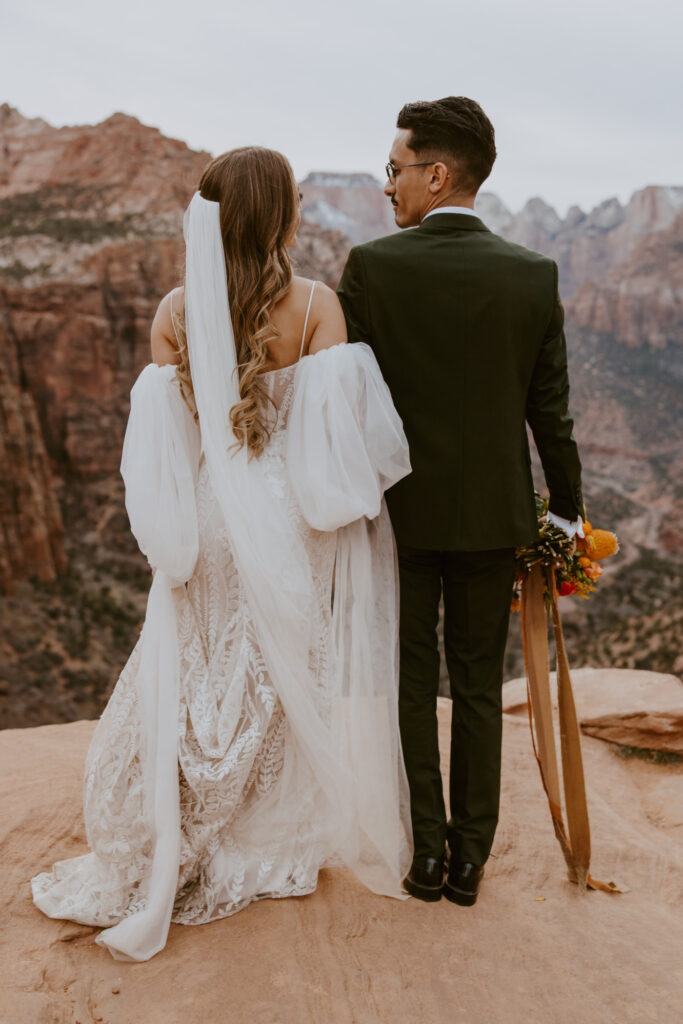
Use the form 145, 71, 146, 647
428, 161, 450, 194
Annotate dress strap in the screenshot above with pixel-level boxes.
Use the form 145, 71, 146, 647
169, 288, 181, 348
299, 281, 316, 360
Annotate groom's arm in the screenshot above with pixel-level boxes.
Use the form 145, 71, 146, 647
526, 263, 584, 522
337, 246, 371, 345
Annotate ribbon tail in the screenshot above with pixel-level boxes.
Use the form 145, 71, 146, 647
521, 564, 622, 894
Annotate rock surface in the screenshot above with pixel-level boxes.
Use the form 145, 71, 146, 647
502, 667, 683, 718
2, 685, 681, 1023
0, 105, 350, 726
477, 184, 683, 299
581, 711, 683, 755
300, 170, 683, 303
0, 350, 65, 588
568, 210, 683, 349
0, 103, 681, 724
300, 171, 397, 243
503, 668, 683, 755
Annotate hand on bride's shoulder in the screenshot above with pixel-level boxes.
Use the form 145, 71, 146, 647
150, 287, 184, 366
302, 279, 348, 355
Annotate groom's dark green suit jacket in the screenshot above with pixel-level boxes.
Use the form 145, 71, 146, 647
337, 212, 583, 551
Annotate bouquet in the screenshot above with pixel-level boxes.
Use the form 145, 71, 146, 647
511, 493, 619, 611
512, 493, 624, 894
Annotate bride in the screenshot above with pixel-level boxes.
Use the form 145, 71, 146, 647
31, 147, 413, 961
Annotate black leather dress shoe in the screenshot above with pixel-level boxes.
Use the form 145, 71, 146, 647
443, 861, 485, 906
403, 856, 445, 902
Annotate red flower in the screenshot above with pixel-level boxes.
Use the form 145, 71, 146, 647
559, 581, 577, 596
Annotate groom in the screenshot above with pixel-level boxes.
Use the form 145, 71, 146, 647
338, 97, 583, 906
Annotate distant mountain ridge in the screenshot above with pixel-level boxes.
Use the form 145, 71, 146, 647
0, 104, 680, 727
300, 172, 397, 243
300, 168, 683, 300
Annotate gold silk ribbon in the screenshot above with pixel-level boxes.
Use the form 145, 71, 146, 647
520, 563, 622, 894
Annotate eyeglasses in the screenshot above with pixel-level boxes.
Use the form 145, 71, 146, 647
385, 160, 434, 183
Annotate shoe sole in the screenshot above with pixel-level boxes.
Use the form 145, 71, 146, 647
403, 877, 443, 902
443, 882, 478, 906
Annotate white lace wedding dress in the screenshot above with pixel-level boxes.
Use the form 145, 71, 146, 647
32, 269, 413, 961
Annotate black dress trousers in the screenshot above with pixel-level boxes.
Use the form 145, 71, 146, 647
397, 545, 517, 865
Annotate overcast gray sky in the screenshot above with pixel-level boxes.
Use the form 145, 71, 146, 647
2, 0, 681, 216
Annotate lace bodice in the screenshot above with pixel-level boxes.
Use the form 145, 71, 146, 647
259, 364, 299, 434
169, 280, 315, 441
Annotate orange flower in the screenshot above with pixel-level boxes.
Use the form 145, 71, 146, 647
583, 520, 593, 535
589, 529, 619, 560
578, 555, 592, 568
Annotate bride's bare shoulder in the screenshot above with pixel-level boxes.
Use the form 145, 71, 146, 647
290, 276, 342, 315
296, 279, 347, 354
150, 287, 184, 366
291, 275, 335, 299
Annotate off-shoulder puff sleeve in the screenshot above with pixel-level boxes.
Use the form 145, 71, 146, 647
286, 343, 411, 531
120, 363, 201, 586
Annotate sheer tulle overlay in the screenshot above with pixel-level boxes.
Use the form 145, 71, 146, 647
32, 346, 414, 961
32, 193, 412, 961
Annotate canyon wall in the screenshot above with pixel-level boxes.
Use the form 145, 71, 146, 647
0, 104, 680, 725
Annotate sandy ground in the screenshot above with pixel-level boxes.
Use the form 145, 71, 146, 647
1, 670, 682, 1024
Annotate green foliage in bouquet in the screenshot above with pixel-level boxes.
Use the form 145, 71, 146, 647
511, 493, 619, 612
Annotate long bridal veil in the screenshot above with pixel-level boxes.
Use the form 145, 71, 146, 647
36, 193, 412, 963
183, 192, 413, 893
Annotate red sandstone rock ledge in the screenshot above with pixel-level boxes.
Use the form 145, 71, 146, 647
1, 672, 681, 1024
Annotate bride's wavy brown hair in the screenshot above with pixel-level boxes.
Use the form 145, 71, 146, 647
174, 147, 300, 457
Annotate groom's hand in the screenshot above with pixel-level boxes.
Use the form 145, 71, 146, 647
546, 510, 584, 541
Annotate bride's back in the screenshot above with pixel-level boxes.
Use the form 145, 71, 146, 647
151, 146, 347, 458
153, 274, 345, 373
263, 276, 322, 371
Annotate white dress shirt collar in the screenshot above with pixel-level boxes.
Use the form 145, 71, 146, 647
422, 206, 478, 221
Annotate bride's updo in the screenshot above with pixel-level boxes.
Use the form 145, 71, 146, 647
176, 147, 300, 457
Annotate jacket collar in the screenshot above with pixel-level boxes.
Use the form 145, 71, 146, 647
418, 212, 490, 233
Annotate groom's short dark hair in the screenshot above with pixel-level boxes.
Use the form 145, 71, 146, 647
397, 97, 496, 193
